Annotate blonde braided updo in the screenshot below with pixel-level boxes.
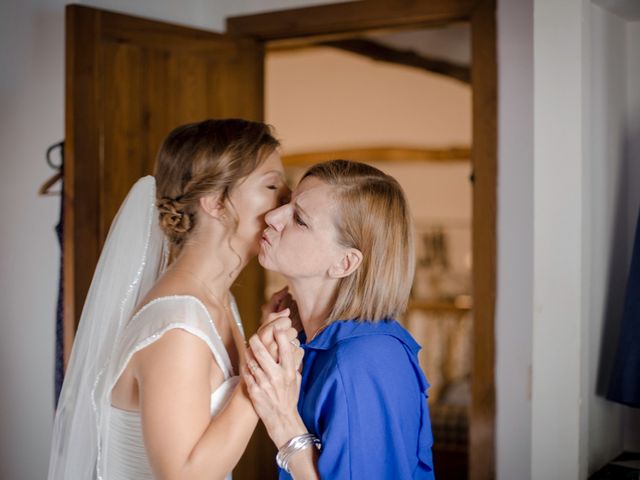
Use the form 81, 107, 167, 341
154, 118, 280, 254
156, 196, 192, 246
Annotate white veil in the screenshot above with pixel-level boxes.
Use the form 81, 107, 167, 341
48, 176, 168, 479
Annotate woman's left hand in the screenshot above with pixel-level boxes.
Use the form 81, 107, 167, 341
243, 328, 307, 448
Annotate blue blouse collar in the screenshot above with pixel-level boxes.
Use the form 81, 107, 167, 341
302, 319, 421, 354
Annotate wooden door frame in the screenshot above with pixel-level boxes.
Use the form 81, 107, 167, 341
227, 1, 497, 479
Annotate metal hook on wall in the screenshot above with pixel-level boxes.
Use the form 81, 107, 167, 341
46, 141, 64, 170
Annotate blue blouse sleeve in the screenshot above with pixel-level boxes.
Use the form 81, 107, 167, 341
315, 335, 434, 479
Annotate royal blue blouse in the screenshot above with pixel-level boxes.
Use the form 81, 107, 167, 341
279, 319, 435, 479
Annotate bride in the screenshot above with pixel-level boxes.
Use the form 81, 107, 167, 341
48, 118, 300, 479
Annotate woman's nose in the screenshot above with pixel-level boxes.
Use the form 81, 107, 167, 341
265, 204, 288, 232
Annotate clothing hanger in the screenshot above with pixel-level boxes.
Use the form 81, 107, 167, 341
39, 141, 64, 196
38, 171, 63, 196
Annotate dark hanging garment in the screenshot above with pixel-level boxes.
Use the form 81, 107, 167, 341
54, 178, 64, 408
608, 206, 640, 408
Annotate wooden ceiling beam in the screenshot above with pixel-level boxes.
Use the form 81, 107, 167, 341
282, 146, 471, 166
318, 38, 470, 83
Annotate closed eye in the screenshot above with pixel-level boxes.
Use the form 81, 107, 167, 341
294, 213, 307, 227
267, 185, 279, 190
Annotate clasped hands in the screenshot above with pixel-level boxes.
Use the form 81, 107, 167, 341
242, 286, 308, 447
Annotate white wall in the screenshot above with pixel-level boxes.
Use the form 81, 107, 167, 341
0, 2, 66, 479
496, 0, 534, 478
584, 3, 627, 473
532, 1, 640, 478
532, 1, 584, 478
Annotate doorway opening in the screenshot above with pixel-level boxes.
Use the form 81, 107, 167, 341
264, 24, 472, 479
227, 3, 496, 477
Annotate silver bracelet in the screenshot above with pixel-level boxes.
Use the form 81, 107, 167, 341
276, 433, 321, 473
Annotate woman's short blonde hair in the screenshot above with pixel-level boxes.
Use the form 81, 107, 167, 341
302, 160, 415, 323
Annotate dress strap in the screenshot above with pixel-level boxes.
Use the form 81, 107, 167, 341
106, 296, 234, 392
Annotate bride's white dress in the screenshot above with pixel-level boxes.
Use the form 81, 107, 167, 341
103, 295, 244, 480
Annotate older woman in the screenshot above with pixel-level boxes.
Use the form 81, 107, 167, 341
244, 160, 435, 479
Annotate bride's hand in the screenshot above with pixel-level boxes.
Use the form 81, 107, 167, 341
243, 330, 306, 447
255, 308, 299, 363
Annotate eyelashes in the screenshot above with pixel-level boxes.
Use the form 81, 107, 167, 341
294, 213, 307, 227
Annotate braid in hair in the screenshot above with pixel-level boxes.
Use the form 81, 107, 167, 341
156, 196, 193, 248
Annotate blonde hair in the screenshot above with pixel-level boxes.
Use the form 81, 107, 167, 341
302, 160, 415, 322
154, 118, 279, 255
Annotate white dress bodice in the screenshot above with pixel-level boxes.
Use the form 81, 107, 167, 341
103, 295, 244, 480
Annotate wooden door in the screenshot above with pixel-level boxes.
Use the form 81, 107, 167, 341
64, 5, 272, 478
